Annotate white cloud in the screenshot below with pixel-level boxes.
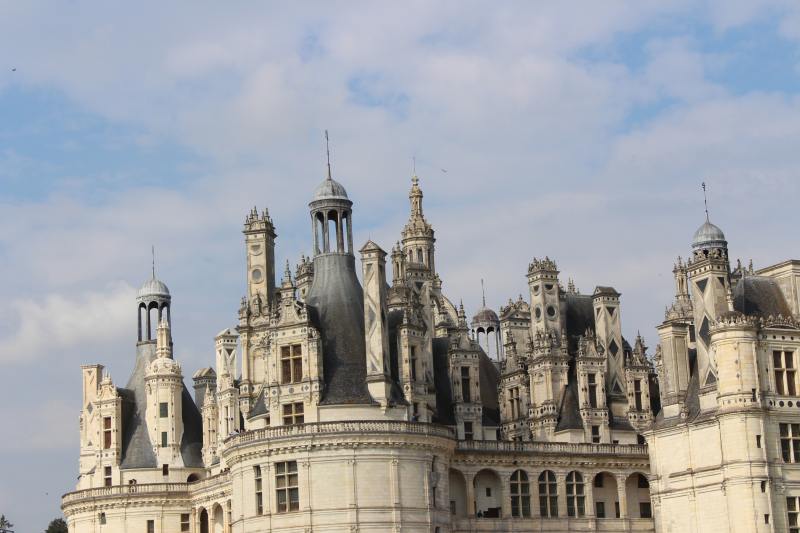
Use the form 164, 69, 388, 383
0, 283, 136, 363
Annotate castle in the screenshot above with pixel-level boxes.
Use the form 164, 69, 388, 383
61, 159, 800, 533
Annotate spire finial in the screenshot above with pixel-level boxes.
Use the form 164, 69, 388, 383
702, 181, 709, 222
481, 278, 486, 307
151, 245, 155, 279
325, 130, 332, 181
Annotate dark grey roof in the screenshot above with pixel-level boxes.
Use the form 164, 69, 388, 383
248, 388, 269, 419
478, 350, 500, 426
431, 338, 456, 425
555, 375, 583, 431
180, 386, 204, 467
428, 337, 500, 427
733, 276, 792, 318
119, 344, 158, 469
119, 342, 204, 469
610, 416, 635, 431
564, 293, 595, 352
306, 254, 374, 405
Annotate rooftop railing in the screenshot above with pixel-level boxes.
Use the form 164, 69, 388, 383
225, 420, 455, 447
456, 439, 648, 456
62, 482, 189, 505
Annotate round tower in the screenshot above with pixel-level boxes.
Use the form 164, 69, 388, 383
401, 175, 435, 277
471, 285, 502, 360
144, 317, 185, 472
305, 152, 371, 405
137, 276, 171, 343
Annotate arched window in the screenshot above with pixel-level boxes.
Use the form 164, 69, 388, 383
417, 248, 424, 263
327, 211, 339, 252
510, 470, 531, 517
187, 473, 199, 483
538, 470, 558, 518
566, 471, 585, 517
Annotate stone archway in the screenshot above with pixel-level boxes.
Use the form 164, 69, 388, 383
592, 472, 619, 519
474, 469, 502, 518
626, 473, 652, 518
448, 468, 468, 518
212, 503, 224, 533
199, 508, 209, 533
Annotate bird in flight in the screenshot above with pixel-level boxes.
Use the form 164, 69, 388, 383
11, 68, 16, 72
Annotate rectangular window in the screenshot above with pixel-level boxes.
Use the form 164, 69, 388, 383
162, 464, 169, 476
99, 512, 106, 525
161, 431, 168, 447
254, 465, 264, 515
596, 501, 605, 518
275, 461, 299, 513
281, 344, 303, 384
781, 423, 800, 463
615, 501, 620, 518
591, 425, 600, 444
103, 416, 112, 449
450, 500, 456, 515
159, 402, 168, 418
634, 379, 643, 411
789, 496, 800, 533
147, 520, 154, 533
410, 346, 418, 381
463, 421, 473, 441
104, 466, 112, 487
640, 502, 652, 519
180, 513, 190, 532
282, 402, 304, 425
509, 387, 520, 419
461, 367, 471, 403
588, 373, 598, 408
775, 350, 797, 395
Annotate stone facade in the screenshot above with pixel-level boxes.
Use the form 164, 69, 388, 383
645, 219, 800, 532
63, 166, 659, 532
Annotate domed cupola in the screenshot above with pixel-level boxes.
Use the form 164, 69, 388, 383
137, 262, 171, 343
471, 280, 503, 360
312, 176, 349, 202
309, 133, 354, 257
692, 220, 727, 251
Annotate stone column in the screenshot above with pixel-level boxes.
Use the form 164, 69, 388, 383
584, 474, 595, 517
500, 472, 512, 518
464, 471, 476, 517
557, 471, 568, 518
616, 474, 628, 519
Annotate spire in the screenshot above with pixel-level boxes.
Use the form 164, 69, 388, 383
325, 129, 332, 181
481, 278, 486, 307
702, 181, 709, 222
151, 245, 156, 279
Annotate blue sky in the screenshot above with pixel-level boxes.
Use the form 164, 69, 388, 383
2, 1, 800, 529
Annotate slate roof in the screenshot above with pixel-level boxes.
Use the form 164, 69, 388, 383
247, 388, 269, 419
119, 343, 204, 469
733, 276, 792, 318
305, 254, 372, 405
428, 337, 500, 427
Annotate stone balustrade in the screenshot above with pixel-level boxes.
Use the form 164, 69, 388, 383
457, 439, 648, 456
62, 482, 189, 504
224, 420, 455, 447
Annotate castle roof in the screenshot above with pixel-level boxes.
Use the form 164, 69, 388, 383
732, 275, 792, 318
692, 220, 726, 250
137, 277, 170, 299
312, 176, 349, 202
